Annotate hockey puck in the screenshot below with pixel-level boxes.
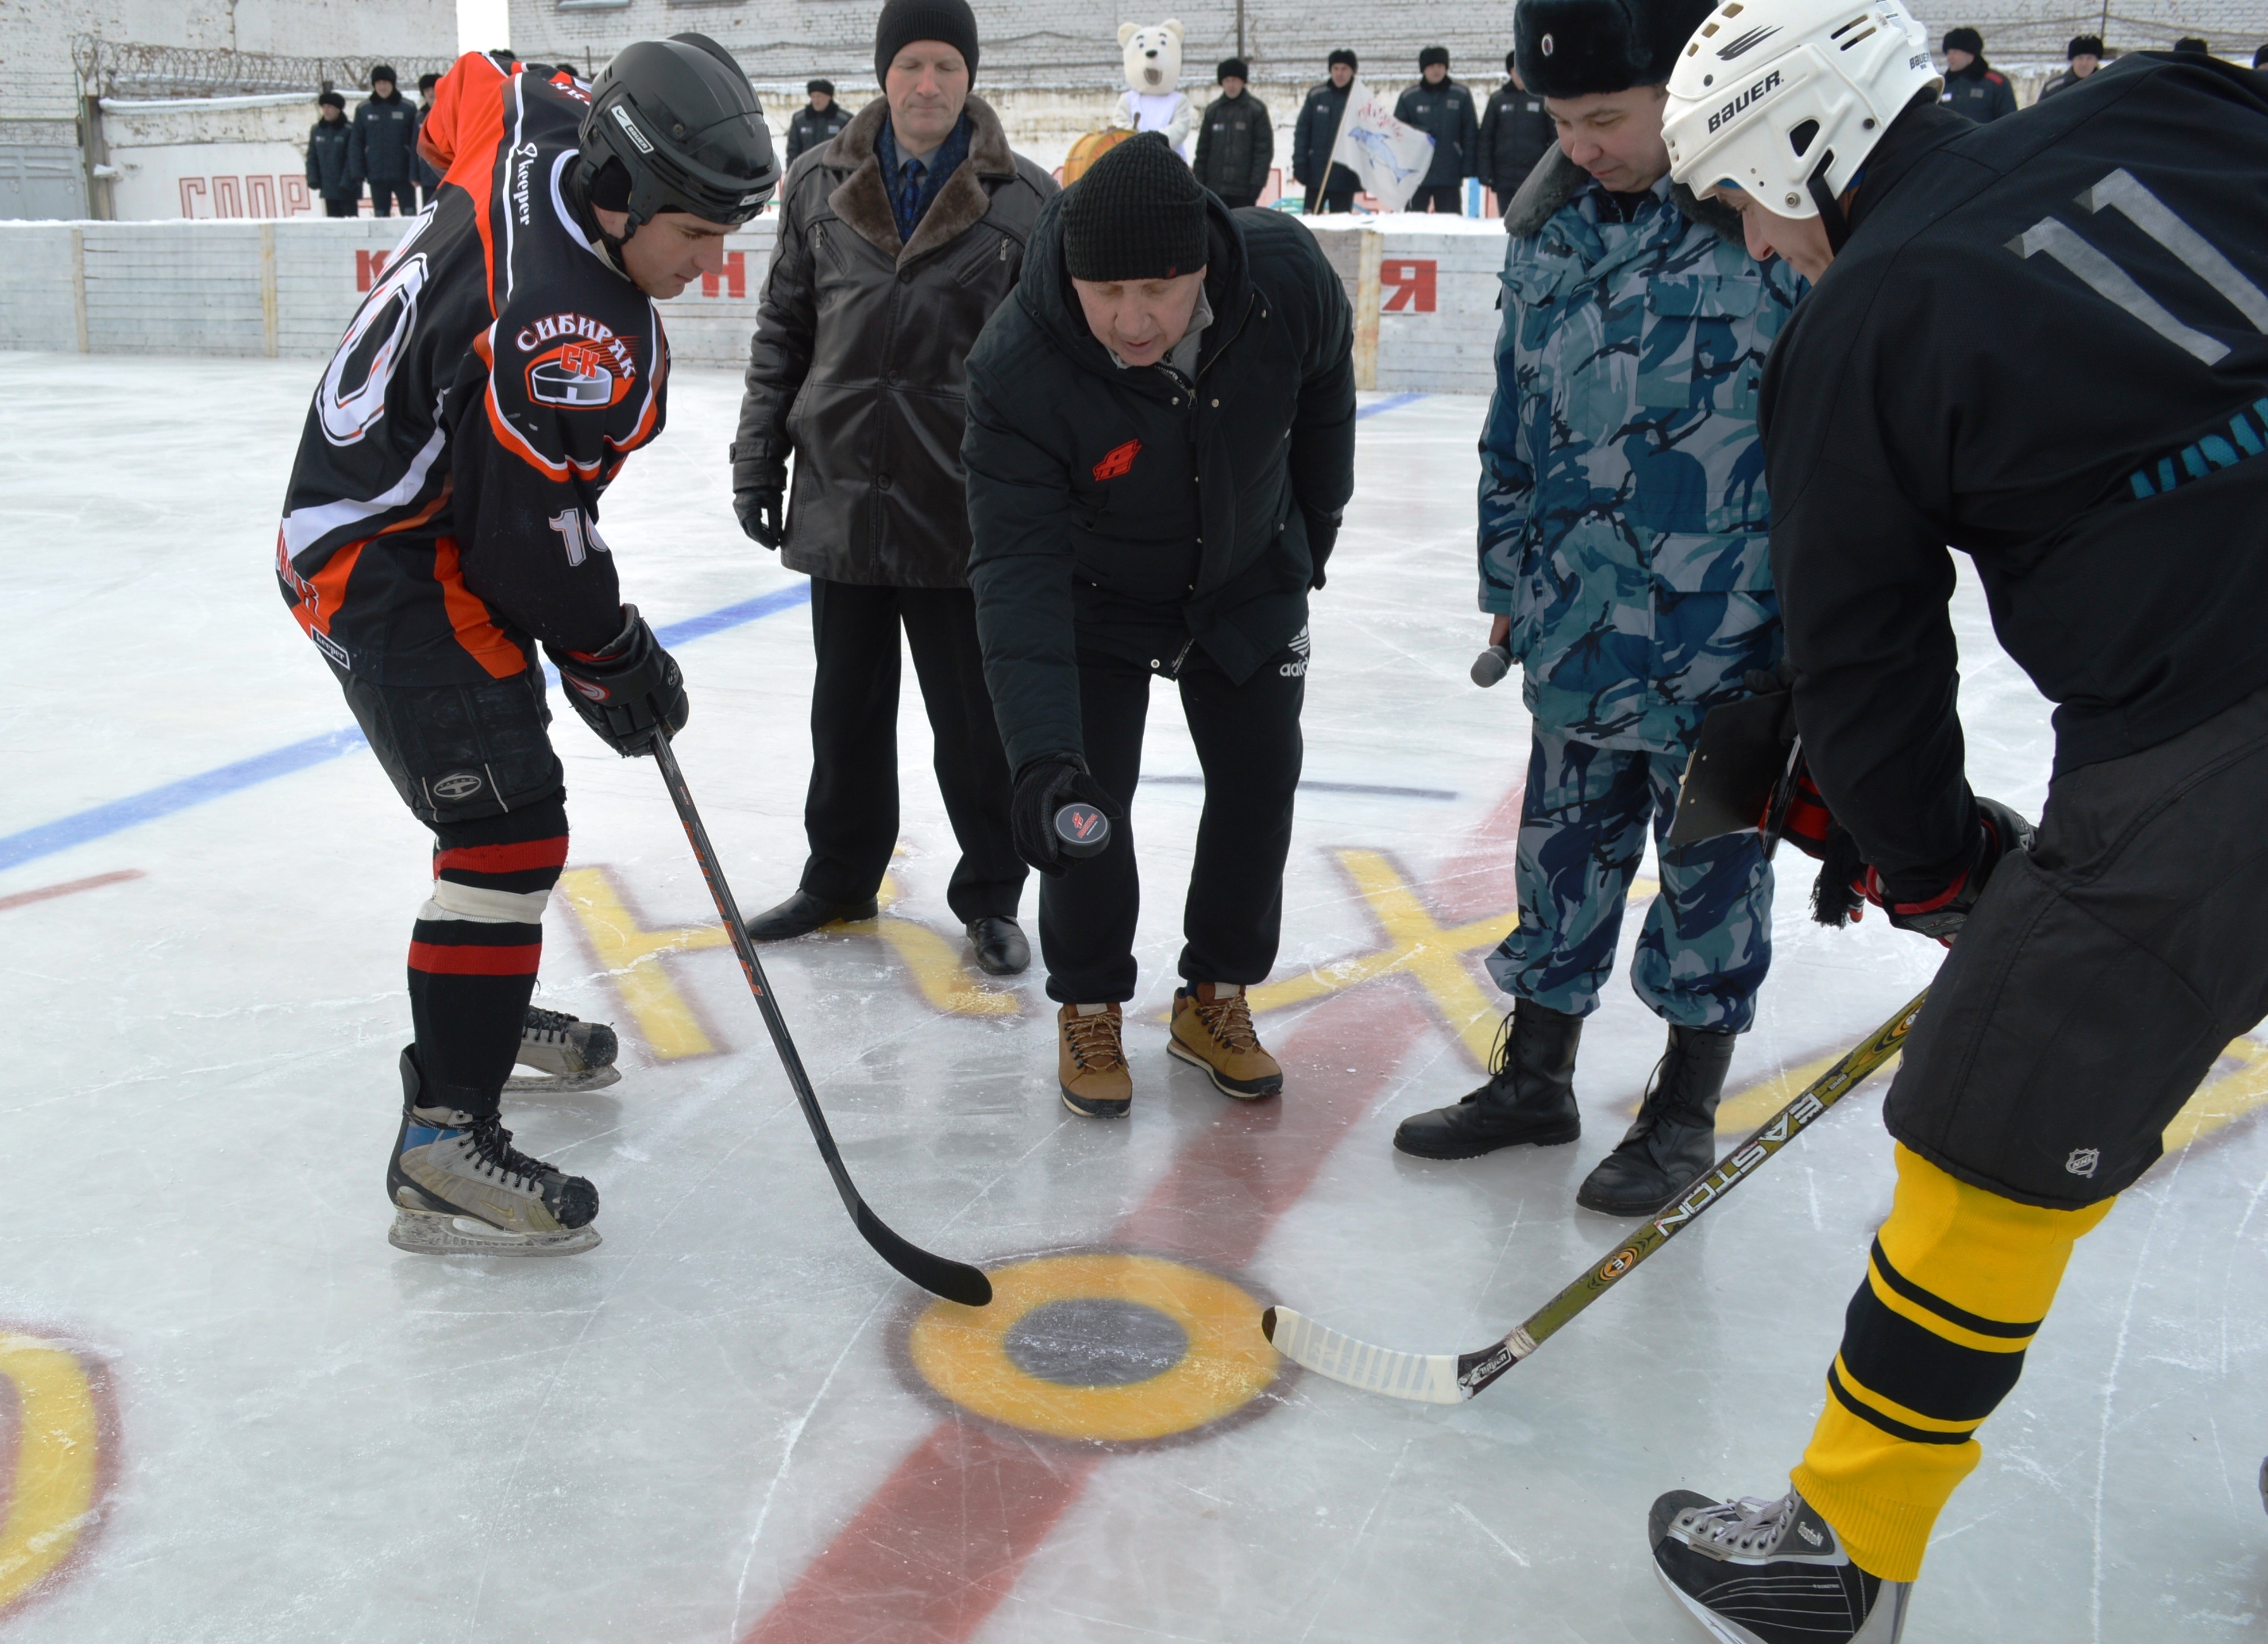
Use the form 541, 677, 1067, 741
1053, 801, 1110, 858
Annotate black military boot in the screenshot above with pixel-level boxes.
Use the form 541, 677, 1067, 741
1393, 999, 1583, 1159
1575, 1024, 1736, 1215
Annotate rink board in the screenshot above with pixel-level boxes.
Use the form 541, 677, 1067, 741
0, 216, 1507, 390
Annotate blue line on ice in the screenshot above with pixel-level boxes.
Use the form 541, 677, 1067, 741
0, 395, 1429, 875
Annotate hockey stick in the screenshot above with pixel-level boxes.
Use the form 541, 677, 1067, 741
651, 734, 994, 1308
1261, 990, 1928, 1402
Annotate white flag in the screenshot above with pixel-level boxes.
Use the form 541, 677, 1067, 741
1327, 80, 1436, 211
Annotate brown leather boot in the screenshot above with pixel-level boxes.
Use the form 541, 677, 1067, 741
1058, 1002, 1132, 1117
1168, 983, 1283, 1099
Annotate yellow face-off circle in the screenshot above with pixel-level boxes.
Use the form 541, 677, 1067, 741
907, 1253, 1280, 1443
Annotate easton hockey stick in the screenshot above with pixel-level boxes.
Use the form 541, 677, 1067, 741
1262, 990, 1928, 1402
651, 734, 994, 1307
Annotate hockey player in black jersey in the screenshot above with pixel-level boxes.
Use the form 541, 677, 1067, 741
1630, 2, 2268, 1637
276, 37, 778, 1255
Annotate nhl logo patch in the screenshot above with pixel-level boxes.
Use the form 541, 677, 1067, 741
2065, 1147, 2100, 1178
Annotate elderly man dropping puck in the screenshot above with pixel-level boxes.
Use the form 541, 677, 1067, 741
963, 135, 1355, 1117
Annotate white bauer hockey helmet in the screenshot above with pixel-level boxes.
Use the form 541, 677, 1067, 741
1661, 0, 1940, 245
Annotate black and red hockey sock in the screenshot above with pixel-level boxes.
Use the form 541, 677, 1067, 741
407, 797, 569, 1117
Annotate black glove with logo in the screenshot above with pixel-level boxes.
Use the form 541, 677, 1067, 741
735, 486, 785, 549
1860, 795, 2037, 943
1012, 755, 1124, 877
545, 605, 688, 757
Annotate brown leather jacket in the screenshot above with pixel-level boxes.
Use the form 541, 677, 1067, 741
730, 95, 1056, 587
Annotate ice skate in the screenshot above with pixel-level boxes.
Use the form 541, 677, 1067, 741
504, 1005, 622, 1093
1651, 1487, 1910, 1644
388, 1046, 601, 1256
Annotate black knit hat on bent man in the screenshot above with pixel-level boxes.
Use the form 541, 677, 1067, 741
1061, 133, 1209, 282
1514, 0, 1716, 99
874, 0, 981, 84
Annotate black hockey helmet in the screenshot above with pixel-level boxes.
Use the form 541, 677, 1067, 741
576, 33, 779, 231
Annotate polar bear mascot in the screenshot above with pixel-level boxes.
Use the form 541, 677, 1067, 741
1116, 20, 1193, 158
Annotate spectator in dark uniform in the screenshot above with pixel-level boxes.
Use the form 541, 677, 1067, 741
2039, 36, 2104, 99
351, 65, 421, 215
1193, 58, 1272, 209
1938, 29, 2018, 123
2174, 35, 2211, 53
1479, 55, 1556, 213
414, 72, 444, 206
1292, 50, 1361, 215
786, 79, 853, 164
1394, 47, 1478, 214
307, 91, 358, 218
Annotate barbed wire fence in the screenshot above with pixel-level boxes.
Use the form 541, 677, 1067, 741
71, 37, 459, 101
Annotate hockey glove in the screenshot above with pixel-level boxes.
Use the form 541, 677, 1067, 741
1858, 795, 2036, 944
1012, 755, 1124, 878
735, 486, 785, 550
546, 605, 688, 757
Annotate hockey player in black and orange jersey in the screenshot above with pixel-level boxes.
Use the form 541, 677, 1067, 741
276, 36, 778, 1255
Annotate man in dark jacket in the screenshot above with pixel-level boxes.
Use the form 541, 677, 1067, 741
307, 92, 358, 217
730, 0, 1054, 974
786, 79, 853, 163
2039, 34, 2105, 98
350, 65, 420, 215
1394, 48, 1478, 213
1193, 58, 1272, 209
1654, 25, 2268, 1640
1291, 51, 1361, 214
962, 134, 1355, 1118
413, 72, 443, 205
1478, 56, 1556, 210
1938, 27, 2018, 122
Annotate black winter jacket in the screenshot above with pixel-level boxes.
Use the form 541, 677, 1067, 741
1394, 78, 1479, 188
1193, 90, 1273, 199
732, 97, 1056, 587
963, 197, 1356, 772
1478, 83, 1556, 198
1762, 58, 2268, 897
786, 103, 853, 165
1291, 81, 1352, 188
307, 118, 357, 200
1940, 59, 2019, 122
350, 90, 419, 185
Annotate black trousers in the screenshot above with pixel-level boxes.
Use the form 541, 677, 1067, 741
368, 180, 416, 216
1040, 634, 1305, 1004
1303, 175, 1357, 215
800, 578, 1025, 922
1409, 183, 1465, 215
323, 196, 358, 218
1885, 677, 2268, 1208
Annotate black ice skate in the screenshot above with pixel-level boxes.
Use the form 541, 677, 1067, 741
1651, 1487, 1910, 1644
1576, 1024, 1734, 1215
504, 1005, 622, 1093
1392, 998, 1582, 1158
388, 1047, 601, 1256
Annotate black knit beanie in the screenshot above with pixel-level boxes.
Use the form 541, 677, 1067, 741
1419, 46, 1450, 70
875, 0, 981, 85
1328, 49, 1357, 71
1218, 57, 1250, 82
1062, 133, 1209, 282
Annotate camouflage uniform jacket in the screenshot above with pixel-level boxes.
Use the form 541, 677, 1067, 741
1479, 151, 1806, 754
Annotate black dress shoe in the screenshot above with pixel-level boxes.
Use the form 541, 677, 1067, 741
965, 916, 1030, 976
743, 889, 878, 941
1393, 999, 1584, 1158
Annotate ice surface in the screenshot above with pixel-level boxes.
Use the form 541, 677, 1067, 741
1, 350, 2263, 1642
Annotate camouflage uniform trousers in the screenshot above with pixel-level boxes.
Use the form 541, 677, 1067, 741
1485, 725, 1773, 1031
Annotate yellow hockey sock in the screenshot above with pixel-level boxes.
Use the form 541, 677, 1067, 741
1791, 1144, 2114, 1581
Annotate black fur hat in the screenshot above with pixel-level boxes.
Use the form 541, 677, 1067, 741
1515, 0, 1716, 99
1419, 45, 1450, 70
1328, 48, 1358, 71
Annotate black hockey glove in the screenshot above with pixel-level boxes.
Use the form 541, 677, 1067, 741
546, 605, 688, 757
735, 485, 785, 550
1012, 755, 1124, 878
1857, 795, 2036, 944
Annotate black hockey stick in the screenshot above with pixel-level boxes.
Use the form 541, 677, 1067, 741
1262, 990, 1928, 1402
651, 733, 993, 1307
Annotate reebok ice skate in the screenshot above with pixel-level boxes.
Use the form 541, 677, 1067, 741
387, 1047, 601, 1256
1650, 1487, 1910, 1644
505, 1005, 622, 1093
1168, 983, 1282, 1099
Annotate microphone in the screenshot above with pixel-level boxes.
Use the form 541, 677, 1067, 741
1471, 642, 1513, 688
